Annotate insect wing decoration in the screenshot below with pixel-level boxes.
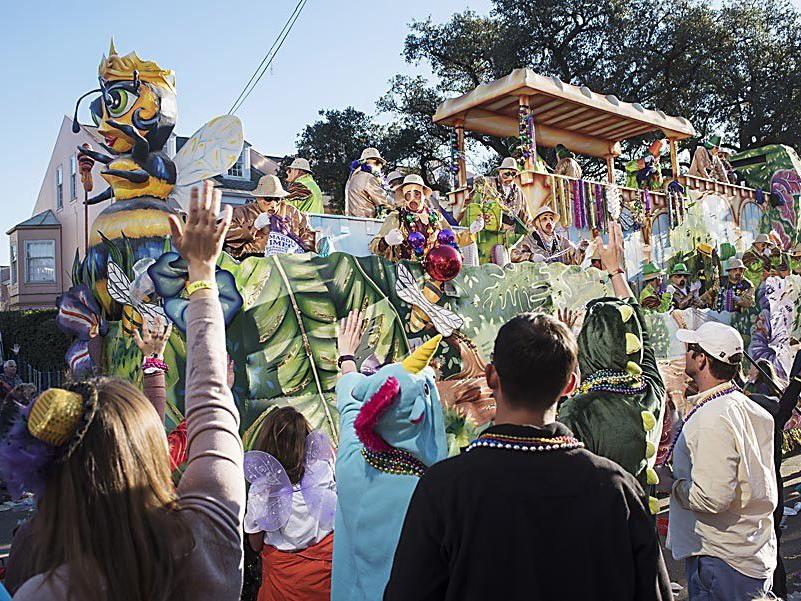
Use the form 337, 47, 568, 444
169, 115, 245, 212
395, 263, 464, 337
243, 451, 294, 532
299, 430, 337, 531
106, 259, 166, 324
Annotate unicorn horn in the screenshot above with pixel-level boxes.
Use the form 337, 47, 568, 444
401, 335, 443, 374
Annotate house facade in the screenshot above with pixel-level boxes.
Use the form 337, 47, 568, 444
6, 115, 276, 310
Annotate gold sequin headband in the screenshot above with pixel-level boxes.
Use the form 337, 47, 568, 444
28, 385, 98, 450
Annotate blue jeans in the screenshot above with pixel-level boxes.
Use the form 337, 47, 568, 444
686, 556, 770, 601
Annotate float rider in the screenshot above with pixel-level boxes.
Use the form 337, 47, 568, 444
511, 206, 587, 266
790, 243, 801, 276
225, 174, 317, 259
345, 147, 394, 218
742, 233, 772, 288
553, 144, 583, 179
666, 263, 701, 310
638, 263, 671, 312
284, 157, 324, 214
713, 258, 755, 313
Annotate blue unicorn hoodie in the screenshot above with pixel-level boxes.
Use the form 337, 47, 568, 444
331, 335, 448, 601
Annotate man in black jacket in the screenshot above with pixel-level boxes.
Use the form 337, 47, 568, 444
384, 224, 671, 601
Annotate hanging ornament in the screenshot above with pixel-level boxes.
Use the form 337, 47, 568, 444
437, 229, 456, 245
407, 231, 426, 251
605, 184, 622, 221
594, 184, 605, 232
425, 244, 462, 282
561, 178, 571, 227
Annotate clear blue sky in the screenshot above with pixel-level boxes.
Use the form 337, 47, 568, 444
0, 0, 492, 263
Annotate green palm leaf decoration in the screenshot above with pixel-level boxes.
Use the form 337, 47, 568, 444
221, 252, 411, 442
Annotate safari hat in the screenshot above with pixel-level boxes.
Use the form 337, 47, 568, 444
359, 147, 386, 165
754, 233, 770, 245
703, 134, 723, 150
790, 242, 801, 258
495, 157, 520, 172
399, 174, 432, 196
532, 205, 559, 222
724, 258, 745, 271
642, 263, 663, 281
252, 174, 289, 199
669, 263, 690, 276
387, 170, 404, 184
288, 157, 312, 173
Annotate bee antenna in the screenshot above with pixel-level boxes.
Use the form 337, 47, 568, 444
72, 88, 102, 133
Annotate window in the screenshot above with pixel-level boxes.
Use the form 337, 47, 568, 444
70, 156, 78, 201
739, 202, 762, 247
25, 240, 56, 284
56, 165, 63, 210
9, 244, 17, 285
227, 147, 250, 179
650, 213, 671, 268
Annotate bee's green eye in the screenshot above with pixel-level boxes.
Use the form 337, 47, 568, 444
105, 89, 138, 118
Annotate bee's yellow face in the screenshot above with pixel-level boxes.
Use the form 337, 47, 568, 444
92, 80, 160, 153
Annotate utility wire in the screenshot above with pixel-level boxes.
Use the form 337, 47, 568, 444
228, 0, 309, 114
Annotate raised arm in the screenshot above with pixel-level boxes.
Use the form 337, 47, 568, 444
168, 182, 245, 526
596, 223, 664, 395
596, 221, 634, 300
134, 317, 172, 423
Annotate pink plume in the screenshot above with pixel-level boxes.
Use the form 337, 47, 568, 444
354, 376, 400, 453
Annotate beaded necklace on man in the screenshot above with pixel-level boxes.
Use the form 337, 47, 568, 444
662, 383, 739, 463
465, 431, 584, 453
716, 280, 749, 312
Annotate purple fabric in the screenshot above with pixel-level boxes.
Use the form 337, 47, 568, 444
0, 400, 57, 499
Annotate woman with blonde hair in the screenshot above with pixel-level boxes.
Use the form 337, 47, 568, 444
1, 182, 244, 601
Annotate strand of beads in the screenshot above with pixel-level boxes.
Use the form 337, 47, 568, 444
466, 433, 584, 454
361, 447, 427, 477
578, 369, 646, 395
661, 385, 739, 464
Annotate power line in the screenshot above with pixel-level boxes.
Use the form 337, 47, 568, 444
228, 0, 309, 115
227, 0, 304, 114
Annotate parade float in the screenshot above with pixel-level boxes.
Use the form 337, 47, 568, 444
58, 49, 801, 461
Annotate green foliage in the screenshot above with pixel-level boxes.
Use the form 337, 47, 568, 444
298, 0, 801, 182
0, 309, 70, 369
219, 252, 410, 440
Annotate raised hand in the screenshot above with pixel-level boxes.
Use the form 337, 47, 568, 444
556, 308, 582, 330
168, 181, 232, 281
594, 221, 626, 274
133, 316, 173, 357
337, 310, 364, 358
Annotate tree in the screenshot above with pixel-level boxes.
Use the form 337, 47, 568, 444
296, 1, 801, 191
399, 0, 801, 155
295, 107, 384, 212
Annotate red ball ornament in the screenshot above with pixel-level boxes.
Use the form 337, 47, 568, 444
425, 244, 462, 282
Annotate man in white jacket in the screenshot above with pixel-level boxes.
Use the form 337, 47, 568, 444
658, 321, 777, 600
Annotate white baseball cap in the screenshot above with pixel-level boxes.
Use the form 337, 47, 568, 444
676, 321, 744, 365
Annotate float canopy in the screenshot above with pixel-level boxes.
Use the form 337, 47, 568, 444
433, 68, 697, 158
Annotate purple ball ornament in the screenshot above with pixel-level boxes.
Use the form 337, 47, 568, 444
437, 229, 456, 245
407, 231, 426, 250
